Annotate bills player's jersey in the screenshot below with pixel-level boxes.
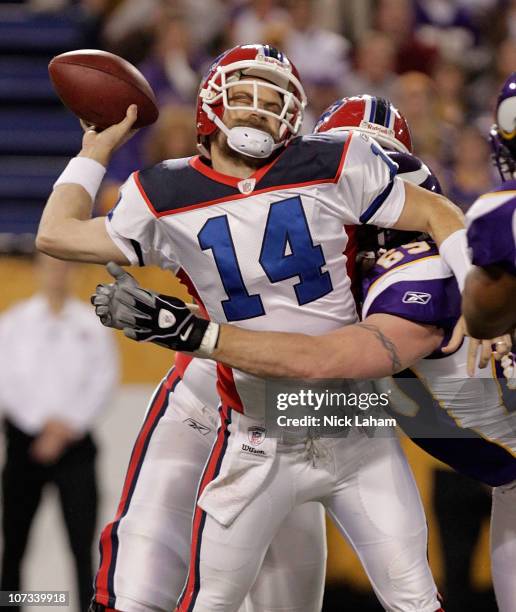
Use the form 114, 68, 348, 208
466, 180, 516, 275
362, 241, 516, 487
107, 132, 405, 416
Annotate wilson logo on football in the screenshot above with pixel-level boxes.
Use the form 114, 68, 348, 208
402, 291, 432, 305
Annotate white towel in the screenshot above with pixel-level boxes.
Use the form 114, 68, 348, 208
198, 411, 277, 527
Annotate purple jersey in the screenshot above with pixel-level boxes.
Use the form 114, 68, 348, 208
362, 240, 516, 487
362, 240, 460, 337
466, 180, 516, 275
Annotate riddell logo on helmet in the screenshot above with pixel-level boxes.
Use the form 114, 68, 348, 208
255, 54, 289, 70
359, 120, 395, 138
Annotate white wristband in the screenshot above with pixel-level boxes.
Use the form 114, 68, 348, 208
439, 229, 472, 292
53, 156, 107, 201
195, 322, 220, 358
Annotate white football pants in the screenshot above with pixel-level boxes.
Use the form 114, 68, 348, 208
93, 363, 327, 612
176, 410, 441, 612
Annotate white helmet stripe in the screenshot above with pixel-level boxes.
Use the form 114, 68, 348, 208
363, 95, 373, 124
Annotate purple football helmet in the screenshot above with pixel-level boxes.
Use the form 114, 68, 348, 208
358, 151, 442, 252
387, 151, 442, 195
491, 72, 516, 181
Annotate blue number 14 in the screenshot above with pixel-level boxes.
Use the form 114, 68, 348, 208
198, 196, 333, 322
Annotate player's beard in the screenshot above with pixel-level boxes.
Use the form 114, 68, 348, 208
215, 116, 280, 170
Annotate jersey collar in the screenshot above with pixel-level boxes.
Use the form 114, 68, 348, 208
189, 148, 286, 190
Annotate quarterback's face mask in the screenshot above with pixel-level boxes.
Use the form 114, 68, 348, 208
196, 44, 306, 159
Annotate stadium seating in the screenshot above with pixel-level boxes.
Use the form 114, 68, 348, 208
0, 5, 84, 251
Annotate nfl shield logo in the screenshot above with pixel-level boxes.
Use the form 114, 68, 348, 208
248, 426, 266, 445
237, 178, 256, 194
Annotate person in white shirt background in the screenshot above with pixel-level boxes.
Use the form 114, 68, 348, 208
0, 253, 119, 612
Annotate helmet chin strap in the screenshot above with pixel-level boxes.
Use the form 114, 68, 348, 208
203, 103, 283, 159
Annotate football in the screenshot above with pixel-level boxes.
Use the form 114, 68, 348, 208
48, 49, 159, 130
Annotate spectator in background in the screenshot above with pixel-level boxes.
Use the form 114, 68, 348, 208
500, 0, 516, 41
98, 105, 197, 214
442, 125, 497, 213
106, 10, 203, 186
139, 11, 203, 106
230, 0, 291, 46
179, 0, 229, 55
302, 76, 343, 133
432, 60, 467, 127
144, 104, 197, 165
100, 0, 159, 63
413, 0, 481, 66
0, 254, 119, 612
392, 70, 454, 170
285, 0, 350, 86
375, 0, 439, 75
343, 30, 397, 100
469, 37, 516, 122
433, 470, 493, 612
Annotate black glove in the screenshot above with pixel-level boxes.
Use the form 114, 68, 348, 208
91, 262, 219, 356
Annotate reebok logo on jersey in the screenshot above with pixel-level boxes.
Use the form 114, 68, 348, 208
158, 309, 176, 328
183, 418, 212, 436
402, 291, 432, 305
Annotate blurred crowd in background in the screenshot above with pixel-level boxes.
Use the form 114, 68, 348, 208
1, 0, 515, 245
57, 0, 516, 213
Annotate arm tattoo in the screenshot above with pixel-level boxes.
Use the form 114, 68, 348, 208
358, 323, 402, 373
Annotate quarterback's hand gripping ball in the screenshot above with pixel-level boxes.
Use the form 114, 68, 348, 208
49, 50, 158, 130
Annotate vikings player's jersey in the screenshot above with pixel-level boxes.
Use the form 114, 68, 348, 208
466, 180, 516, 275
106, 131, 405, 417
362, 241, 516, 487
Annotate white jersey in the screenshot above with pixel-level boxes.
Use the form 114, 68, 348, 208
106, 131, 405, 417
466, 182, 516, 275
362, 240, 516, 486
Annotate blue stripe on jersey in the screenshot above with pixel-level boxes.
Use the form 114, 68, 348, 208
369, 97, 377, 122
359, 180, 395, 224
107, 194, 122, 220
137, 133, 349, 215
